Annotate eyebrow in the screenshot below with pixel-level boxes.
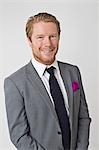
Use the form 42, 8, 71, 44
36, 33, 58, 36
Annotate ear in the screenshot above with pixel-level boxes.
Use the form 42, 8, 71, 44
27, 38, 32, 48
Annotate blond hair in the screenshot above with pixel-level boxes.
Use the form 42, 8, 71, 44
25, 12, 61, 40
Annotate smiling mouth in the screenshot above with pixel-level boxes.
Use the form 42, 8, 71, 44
42, 49, 53, 54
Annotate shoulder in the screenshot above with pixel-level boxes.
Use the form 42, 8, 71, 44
58, 61, 80, 72
57, 61, 83, 84
4, 61, 31, 82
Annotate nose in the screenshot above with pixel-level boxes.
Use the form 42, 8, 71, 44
43, 37, 51, 46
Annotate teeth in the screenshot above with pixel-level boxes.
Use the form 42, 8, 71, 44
42, 50, 53, 55
42, 49, 52, 52
44, 49, 52, 51
44, 51, 51, 53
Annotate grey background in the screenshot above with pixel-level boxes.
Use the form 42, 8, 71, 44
0, 0, 98, 150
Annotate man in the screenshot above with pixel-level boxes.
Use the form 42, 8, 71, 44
4, 12, 91, 150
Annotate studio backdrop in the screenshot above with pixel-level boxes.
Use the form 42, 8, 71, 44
0, 0, 98, 150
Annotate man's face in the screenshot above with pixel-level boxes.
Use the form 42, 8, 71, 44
28, 21, 60, 65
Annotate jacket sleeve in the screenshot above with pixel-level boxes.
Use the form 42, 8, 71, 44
76, 67, 91, 150
4, 78, 45, 150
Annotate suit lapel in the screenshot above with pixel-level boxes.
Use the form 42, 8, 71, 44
58, 62, 73, 129
26, 61, 59, 123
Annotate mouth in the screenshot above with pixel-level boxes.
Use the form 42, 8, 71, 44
41, 49, 54, 55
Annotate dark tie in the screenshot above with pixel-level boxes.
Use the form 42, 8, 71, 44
46, 66, 71, 150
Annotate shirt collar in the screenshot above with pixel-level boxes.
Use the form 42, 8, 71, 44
47, 60, 59, 71
31, 57, 59, 78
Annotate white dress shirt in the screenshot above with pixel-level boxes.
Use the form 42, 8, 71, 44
31, 57, 69, 115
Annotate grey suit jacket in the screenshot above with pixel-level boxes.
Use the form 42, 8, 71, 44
4, 61, 91, 150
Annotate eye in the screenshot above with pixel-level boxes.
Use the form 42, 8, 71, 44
50, 35, 57, 39
37, 36, 44, 39
36, 35, 44, 40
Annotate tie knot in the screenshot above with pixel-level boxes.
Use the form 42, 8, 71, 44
46, 66, 55, 75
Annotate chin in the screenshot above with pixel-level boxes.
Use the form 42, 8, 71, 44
44, 59, 55, 65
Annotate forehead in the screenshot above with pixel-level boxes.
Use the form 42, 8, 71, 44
32, 21, 58, 34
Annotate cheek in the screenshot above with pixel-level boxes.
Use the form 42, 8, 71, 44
32, 41, 41, 49
53, 40, 59, 47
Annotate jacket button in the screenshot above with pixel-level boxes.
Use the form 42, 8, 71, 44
58, 148, 63, 150
58, 131, 62, 135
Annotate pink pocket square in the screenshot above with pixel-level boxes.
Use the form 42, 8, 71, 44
72, 81, 79, 92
